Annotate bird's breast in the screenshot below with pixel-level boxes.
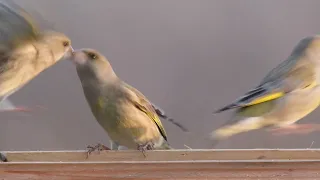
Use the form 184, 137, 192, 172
93, 100, 161, 148
270, 85, 320, 125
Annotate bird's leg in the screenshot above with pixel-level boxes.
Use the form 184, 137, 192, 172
268, 124, 320, 135
137, 142, 154, 157
0, 98, 33, 112
86, 143, 110, 159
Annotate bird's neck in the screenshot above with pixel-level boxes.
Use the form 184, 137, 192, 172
31, 42, 57, 73
96, 64, 119, 84
79, 70, 120, 90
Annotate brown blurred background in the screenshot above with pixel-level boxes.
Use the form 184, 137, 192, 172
2, 0, 320, 151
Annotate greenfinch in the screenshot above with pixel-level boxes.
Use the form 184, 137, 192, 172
212, 35, 320, 141
71, 48, 171, 152
0, 1, 73, 112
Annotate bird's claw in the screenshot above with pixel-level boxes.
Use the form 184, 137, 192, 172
86, 143, 110, 159
137, 142, 154, 157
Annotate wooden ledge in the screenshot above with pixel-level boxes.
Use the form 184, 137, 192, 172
3, 149, 320, 162
1, 149, 320, 179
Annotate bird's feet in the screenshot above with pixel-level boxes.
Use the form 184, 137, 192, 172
137, 142, 154, 157
86, 143, 110, 159
268, 124, 320, 135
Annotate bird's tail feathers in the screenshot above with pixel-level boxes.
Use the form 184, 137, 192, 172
152, 103, 189, 132
214, 103, 238, 114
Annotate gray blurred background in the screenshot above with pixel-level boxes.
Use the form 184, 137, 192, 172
2, 0, 320, 150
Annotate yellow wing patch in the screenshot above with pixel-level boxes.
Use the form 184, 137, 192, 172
246, 80, 317, 107
124, 83, 168, 140
247, 92, 284, 106
150, 115, 167, 139
135, 103, 168, 140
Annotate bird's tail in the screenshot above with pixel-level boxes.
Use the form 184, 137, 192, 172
152, 103, 189, 132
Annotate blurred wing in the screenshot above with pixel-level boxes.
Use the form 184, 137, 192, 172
215, 64, 315, 113
0, 1, 39, 77
0, 1, 38, 48
123, 84, 168, 141
259, 55, 299, 85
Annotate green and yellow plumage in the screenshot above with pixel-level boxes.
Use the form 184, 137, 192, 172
124, 84, 168, 141
73, 48, 171, 150
212, 35, 320, 140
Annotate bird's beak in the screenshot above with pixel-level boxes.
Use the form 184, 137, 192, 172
70, 50, 87, 65
63, 46, 75, 60
70, 46, 74, 53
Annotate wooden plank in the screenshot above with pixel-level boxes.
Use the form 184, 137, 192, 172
3, 149, 320, 162
1, 161, 320, 179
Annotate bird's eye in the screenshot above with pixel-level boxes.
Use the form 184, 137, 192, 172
63, 41, 69, 47
87, 52, 97, 60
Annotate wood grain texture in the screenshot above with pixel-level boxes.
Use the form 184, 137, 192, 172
3, 149, 320, 162
1, 161, 320, 179
1, 150, 320, 179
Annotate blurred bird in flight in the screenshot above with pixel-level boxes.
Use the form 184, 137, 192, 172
211, 35, 320, 142
0, 0, 73, 113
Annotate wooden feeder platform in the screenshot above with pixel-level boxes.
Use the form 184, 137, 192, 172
1, 149, 320, 179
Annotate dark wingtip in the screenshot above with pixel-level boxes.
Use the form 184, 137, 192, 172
213, 104, 238, 114
167, 118, 189, 132
213, 108, 225, 114
213, 107, 230, 114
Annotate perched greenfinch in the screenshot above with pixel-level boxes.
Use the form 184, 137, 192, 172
211, 35, 320, 141
0, 1, 73, 112
71, 48, 171, 152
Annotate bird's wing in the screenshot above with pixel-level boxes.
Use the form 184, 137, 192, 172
215, 63, 316, 113
0, 1, 38, 72
0, 1, 38, 48
123, 83, 168, 141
